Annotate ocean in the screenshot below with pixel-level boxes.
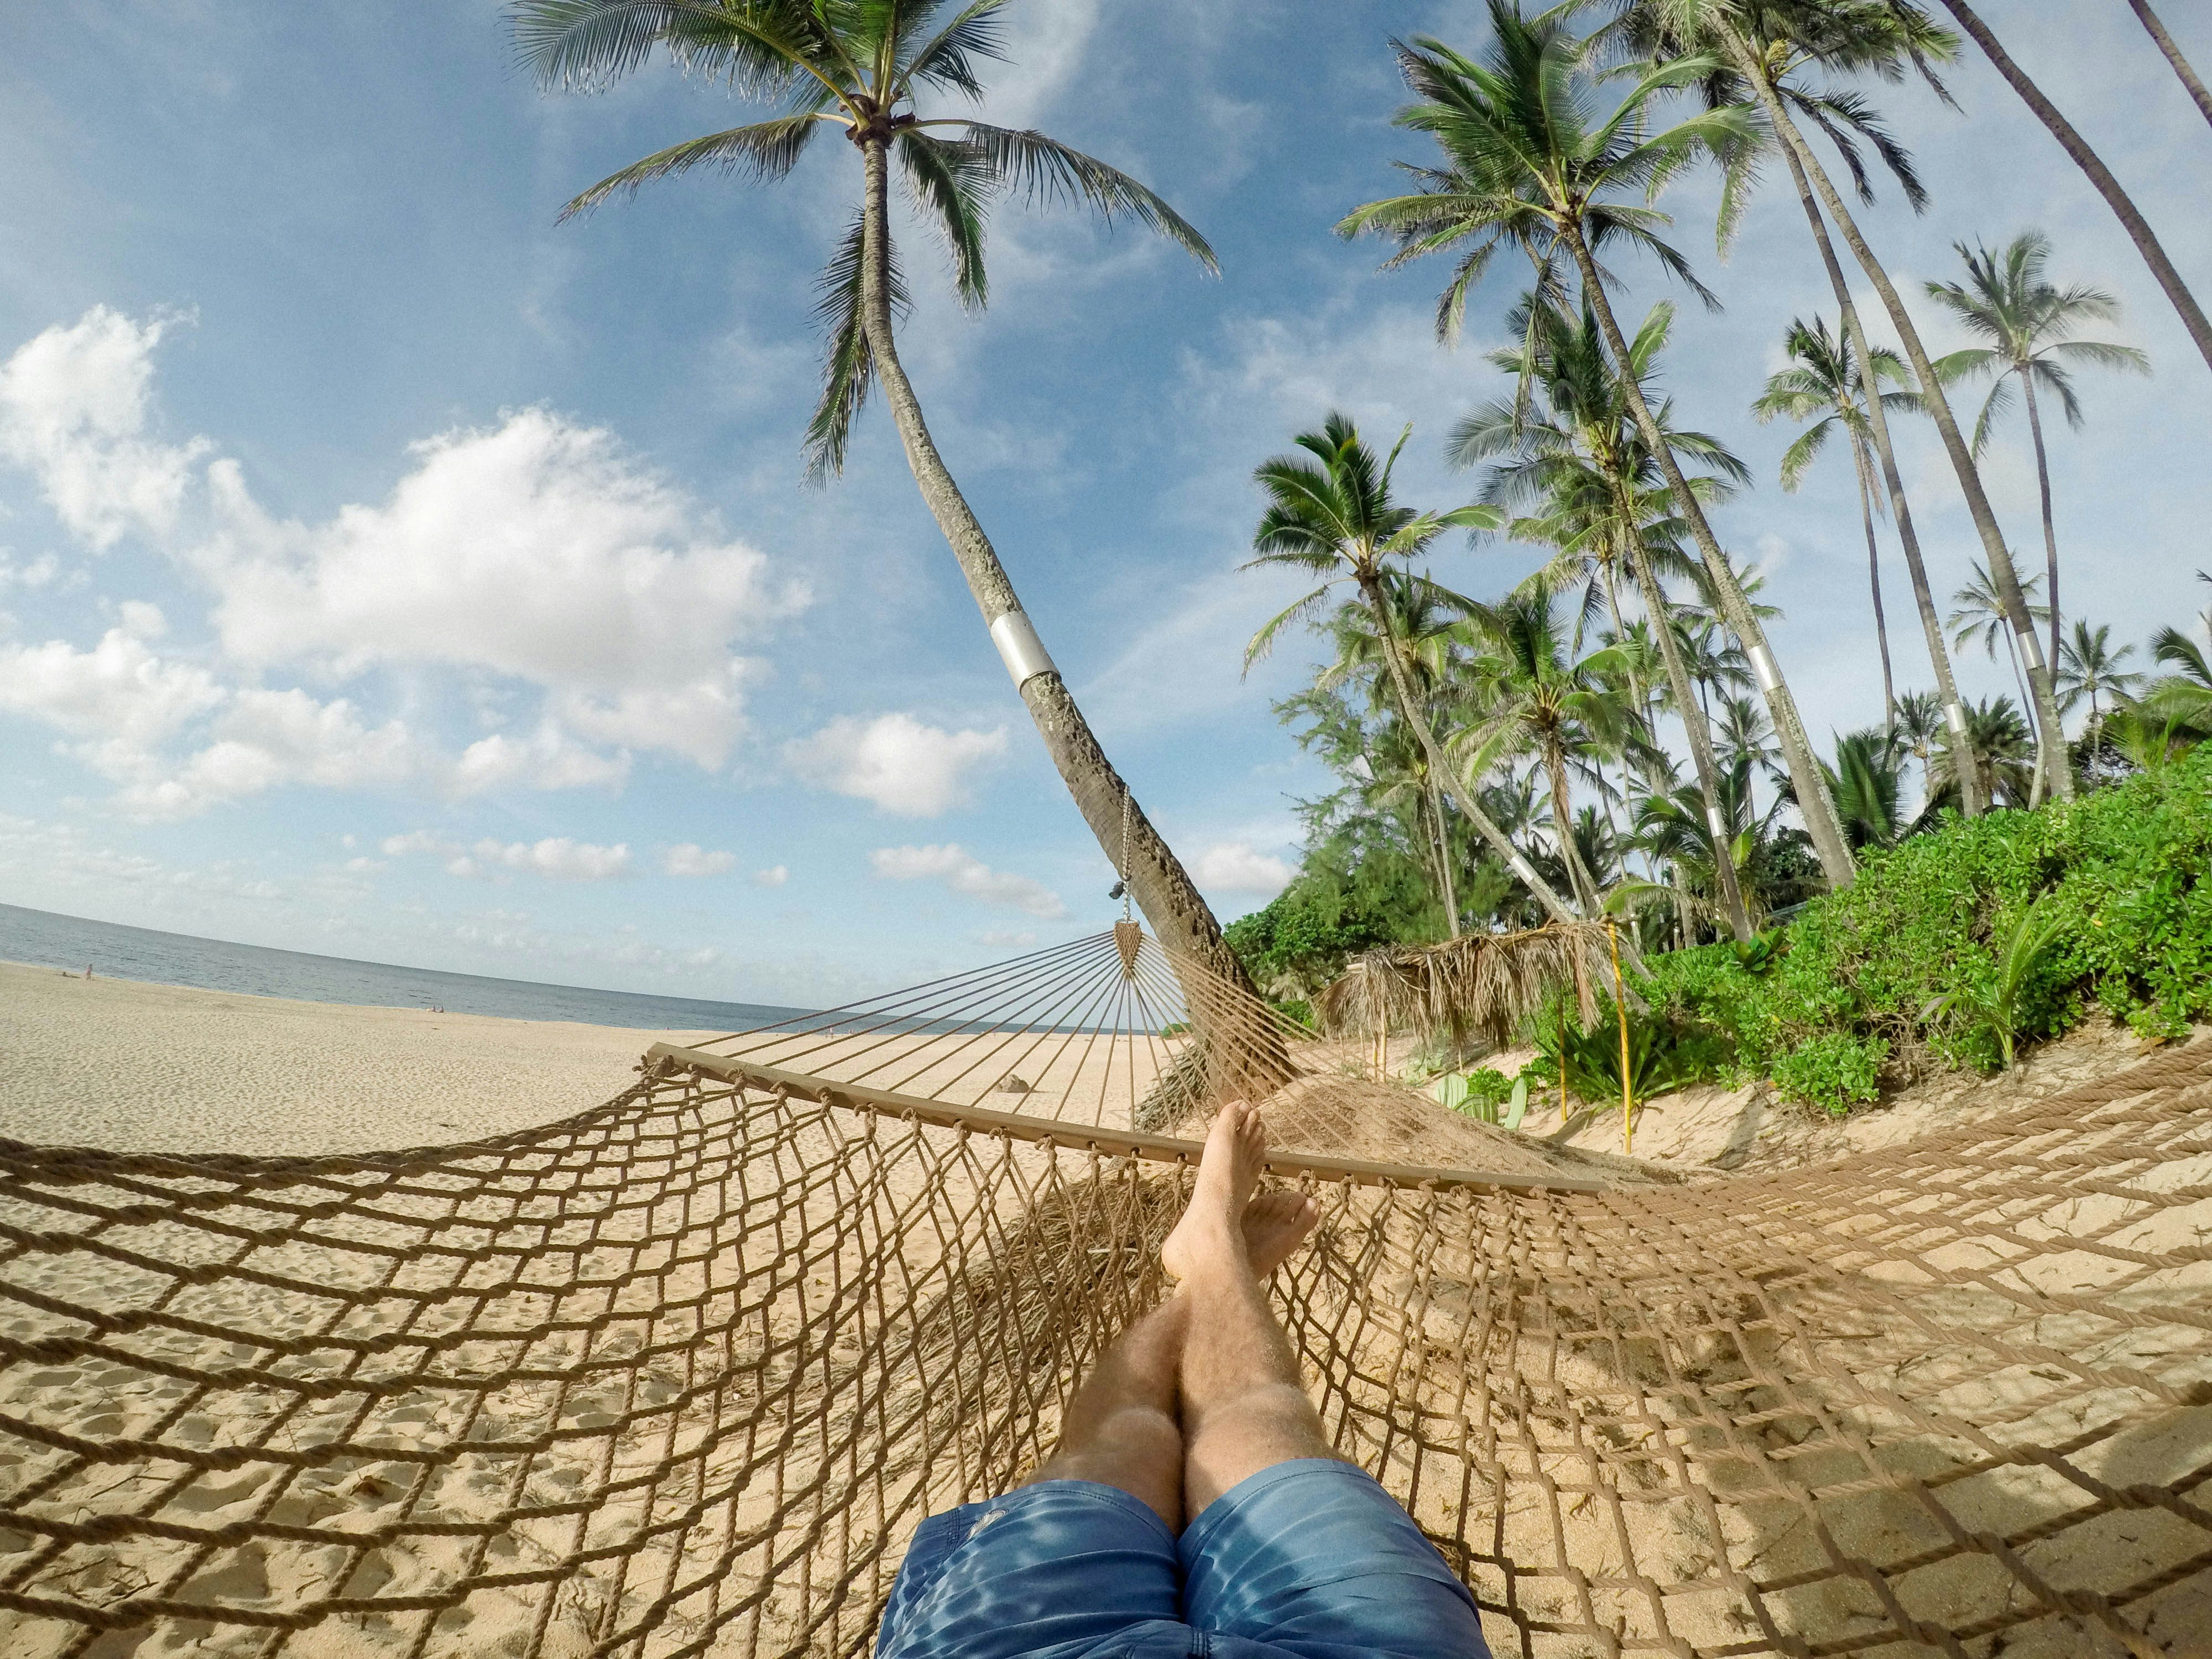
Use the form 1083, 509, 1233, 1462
0, 902, 817, 1032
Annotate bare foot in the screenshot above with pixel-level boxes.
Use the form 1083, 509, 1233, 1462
1242, 1190, 1319, 1279
1161, 1100, 1269, 1281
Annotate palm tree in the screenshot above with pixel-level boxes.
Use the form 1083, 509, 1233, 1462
1310, 578, 1482, 928
1929, 696, 2039, 810
1926, 233, 2150, 673
2056, 622, 2143, 731
509, 1, 1237, 972
2144, 625, 2212, 734
1933, 0, 2212, 374
1453, 295, 1756, 937
1621, 0, 2072, 801
1893, 688, 1944, 803
1455, 589, 1637, 914
1241, 414, 1580, 924
1717, 692, 1782, 785
1337, 2, 1862, 892
1595, 0, 1987, 814
1950, 562, 2050, 717
1752, 315, 1922, 725
1820, 727, 1921, 850
2127, 1, 2212, 131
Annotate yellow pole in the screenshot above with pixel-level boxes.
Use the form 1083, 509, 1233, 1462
1608, 918, 1632, 1154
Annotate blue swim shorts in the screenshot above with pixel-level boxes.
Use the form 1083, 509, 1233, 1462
874, 1457, 1490, 1659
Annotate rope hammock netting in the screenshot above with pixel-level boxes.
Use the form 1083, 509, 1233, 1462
1, 923, 2208, 1658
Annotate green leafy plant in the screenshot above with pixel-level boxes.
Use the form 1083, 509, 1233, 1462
1435, 1067, 1517, 1123
1771, 1032, 1888, 1114
1530, 1007, 1726, 1115
1922, 894, 2072, 1068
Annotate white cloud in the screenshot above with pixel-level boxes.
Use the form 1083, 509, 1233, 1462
0, 613, 225, 755
0, 310, 808, 812
382, 831, 633, 881
786, 712, 1008, 816
661, 842, 737, 877
752, 863, 789, 886
978, 928, 1040, 951
1192, 840, 1295, 897
0, 306, 208, 550
0, 550, 61, 592
870, 843, 1067, 917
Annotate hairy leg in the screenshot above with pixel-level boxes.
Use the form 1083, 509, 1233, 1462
1024, 1186, 1324, 1529
1162, 1103, 1333, 1526
1020, 1294, 1188, 1527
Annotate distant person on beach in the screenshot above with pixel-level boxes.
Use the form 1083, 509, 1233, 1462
874, 1100, 1490, 1659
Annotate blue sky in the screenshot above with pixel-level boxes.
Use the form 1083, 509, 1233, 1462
1, 1, 2206, 1005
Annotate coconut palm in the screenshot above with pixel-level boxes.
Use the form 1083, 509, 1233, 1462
2143, 625, 2212, 735
1752, 314, 1922, 724
1891, 688, 1944, 804
1310, 578, 1484, 928
1337, 2, 1861, 891
2128, 1, 2212, 131
1453, 294, 1757, 938
1610, 0, 2069, 801
1949, 563, 2050, 718
1716, 692, 1782, 784
1455, 589, 1638, 914
509, 0, 1238, 972
2055, 622, 2143, 731
1241, 414, 1577, 924
1933, 0, 2212, 373
1929, 696, 2039, 810
1595, 0, 1990, 814
1820, 726, 1926, 850
1926, 233, 2150, 672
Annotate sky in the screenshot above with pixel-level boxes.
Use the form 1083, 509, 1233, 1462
0, 0, 2206, 1006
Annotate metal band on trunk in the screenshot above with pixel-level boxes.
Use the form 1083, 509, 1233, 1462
989, 609, 1058, 688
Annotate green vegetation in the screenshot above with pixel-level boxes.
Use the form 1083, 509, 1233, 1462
1634, 750, 2211, 1108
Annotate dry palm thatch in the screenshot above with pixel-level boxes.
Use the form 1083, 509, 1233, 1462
1317, 922, 1626, 1051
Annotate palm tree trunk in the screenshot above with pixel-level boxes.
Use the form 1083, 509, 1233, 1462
2017, 368, 2065, 688
2127, 0, 2212, 128
1734, 38, 2073, 805
854, 140, 1249, 994
1625, 544, 1755, 940
1760, 113, 1982, 813
1853, 443, 1897, 729
1545, 742, 1602, 913
1424, 765, 1461, 937
1354, 575, 1580, 924
1938, 0, 2212, 374
1559, 221, 1859, 891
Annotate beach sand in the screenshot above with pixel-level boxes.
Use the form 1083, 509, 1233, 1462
0, 959, 720, 1155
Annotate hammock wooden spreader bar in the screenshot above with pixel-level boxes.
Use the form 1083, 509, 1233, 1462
645, 1042, 1609, 1196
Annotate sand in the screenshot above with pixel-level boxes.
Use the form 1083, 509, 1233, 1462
0, 959, 721, 1156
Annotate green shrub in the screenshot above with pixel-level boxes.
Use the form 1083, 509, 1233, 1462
1628, 749, 2211, 1111
1771, 1032, 1888, 1114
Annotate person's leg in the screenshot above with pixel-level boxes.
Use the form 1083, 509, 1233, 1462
1164, 1103, 1491, 1659
1162, 1100, 1335, 1524
1023, 1185, 1326, 1527
1019, 1294, 1188, 1526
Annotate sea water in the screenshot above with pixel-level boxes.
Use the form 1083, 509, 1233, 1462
0, 902, 815, 1031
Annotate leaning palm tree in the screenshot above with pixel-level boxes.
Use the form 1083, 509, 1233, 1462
1950, 562, 2050, 718
1933, 0, 2212, 373
1608, 0, 2070, 801
1926, 233, 2150, 674
1240, 414, 1578, 924
1337, 4, 1859, 893
509, 0, 1234, 973
2056, 621, 2143, 732
1454, 294, 1756, 938
1594, 0, 1987, 813
1752, 314, 1922, 725
1454, 588, 1639, 915
2126, 1, 2212, 131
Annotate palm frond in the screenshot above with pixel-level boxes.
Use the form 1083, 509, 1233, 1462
896, 128, 992, 306
557, 114, 830, 218
804, 207, 908, 481
950, 123, 1218, 273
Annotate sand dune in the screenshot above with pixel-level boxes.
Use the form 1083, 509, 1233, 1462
0, 959, 719, 1155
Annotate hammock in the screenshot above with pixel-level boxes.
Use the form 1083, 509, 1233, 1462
0, 923, 2207, 1658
